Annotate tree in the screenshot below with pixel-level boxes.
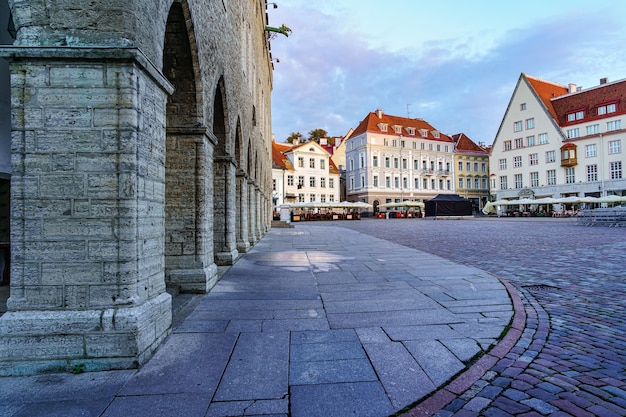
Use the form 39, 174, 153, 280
285, 131, 303, 144
307, 128, 328, 144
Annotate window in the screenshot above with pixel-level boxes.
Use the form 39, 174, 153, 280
309, 158, 315, 168
359, 154, 364, 168
609, 140, 621, 154
514, 121, 523, 132
360, 175, 365, 188
466, 162, 471, 171
447, 162, 451, 172
401, 140, 406, 148
414, 178, 419, 188
349, 158, 354, 171
385, 157, 390, 168
437, 144, 441, 151
309, 176, 316, 187
320, 159, 326, 170
272, 179, 276, 191
515, 138, 523, 148
298, 176, 305, 187
526, 118, 535, 129
384, 138, 389, 146
458, 161, 463, 171
420, 142, 425, 150
474, 162, 479, 172
586, 164, 598, 182
320, 194, 326, 203
500, 176, 508, 190
504, 140, 512, 151
373, 156, 379, 167
429, 143, 433, 150
329, 195, 335, 202
585, 144, 597, 158
402, 158, 408, 169
287, 175, 294, 186
529, 153, 538, 165
598, 103, 617, 115
394, 158, 399, 169
298, 157, 304, 167
567, 111, 584, 121
447, 180, 451, 190
298, 193, 305, 202
520, 103, 527, 110
547, 170, 556, 185
513, 156, 522, 168
423, 178, 428, 189
414, 160, 419, 170
607, 120, 621, 131
402, 177, 408, 188
328, 178, 334, 188
515, 174, 523, 188
482, 178, 487, 189
565, 167, 575, 184
567, 128, 580, 138
586, 124, 600, 135
466, 177, 472, 189
385, 176, 391, 187
392, 139, 398, 147
610, 161, 622, 179
530, 172, 539, 187
373, 175, 378, 187
458, 178, 464, 189
482, 162, 487, 172
430, 161, 435, 171
527, 135, 535, 146
539, 133, 548, 144
394, 177, 399, 188
499, 158, 507, 170
320, 177, 326, 188
439, 179, 444, 189
546, 151, 556, 163
431, 179, 436, 189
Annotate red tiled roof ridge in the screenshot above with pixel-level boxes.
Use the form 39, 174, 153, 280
351, 110, 453, 142
452, 133, 488, 154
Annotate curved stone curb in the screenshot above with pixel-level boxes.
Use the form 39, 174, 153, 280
401, 275, 526, 417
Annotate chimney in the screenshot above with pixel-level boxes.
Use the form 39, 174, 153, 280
375, 109, 383, 119
568, 83, 577, 94
600, 77, 608, 85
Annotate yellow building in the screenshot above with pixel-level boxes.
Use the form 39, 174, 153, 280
452, 133, 490, 212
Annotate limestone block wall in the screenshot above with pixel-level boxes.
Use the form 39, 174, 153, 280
0, 0, 274, 375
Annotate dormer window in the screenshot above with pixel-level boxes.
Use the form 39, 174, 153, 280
405, 127, 415, 135
567, 110, 585, 122
597, 103, 617, 115
392, 125, 402, 134
431, 131, 440, 139
378, 123, 388, 132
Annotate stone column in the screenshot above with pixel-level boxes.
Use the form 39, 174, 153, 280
0, 48, 173, 375
164, 127, 218, 293
213, 156, 238, 265
236, 172, 250, 253
248, 180, 258, 246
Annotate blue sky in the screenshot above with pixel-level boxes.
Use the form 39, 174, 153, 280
267, 1, 626, 145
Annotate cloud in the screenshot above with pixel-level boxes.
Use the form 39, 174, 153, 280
270, 5, 626, 145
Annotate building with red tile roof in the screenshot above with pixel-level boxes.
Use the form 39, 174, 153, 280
490, 73, 626, 208
452, 133, 490, 211
271, 140, 341, 212
345, 110, 456, 214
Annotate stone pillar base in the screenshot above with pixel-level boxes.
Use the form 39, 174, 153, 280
0, 293, 171, 376
167, 263, 219, 293
215, 249, 239, 266
237, 240, 251, 254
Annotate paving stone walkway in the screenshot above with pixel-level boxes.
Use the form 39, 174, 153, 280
325, 217, 626, 417
0, 224, 513, 417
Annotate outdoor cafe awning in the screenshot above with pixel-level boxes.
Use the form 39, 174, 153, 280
482, 195, 626, 214
286, 201, 372, 210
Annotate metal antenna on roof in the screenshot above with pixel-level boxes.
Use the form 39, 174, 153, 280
406, 104, 411, 118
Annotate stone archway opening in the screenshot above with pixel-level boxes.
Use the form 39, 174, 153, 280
163, 1, 216, 293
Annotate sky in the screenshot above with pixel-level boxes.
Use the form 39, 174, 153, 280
267, 0, 626, 145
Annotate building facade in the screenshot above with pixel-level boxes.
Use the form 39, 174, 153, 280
452, 133, 490, 212
272, 140, 341, 211
490, 73, 626, 202
0, 0, 274, 375
345, 110, 455, 214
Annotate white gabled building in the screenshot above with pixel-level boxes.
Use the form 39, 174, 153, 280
345, 109, 455, 214
271, 140, 341, 214
490, 73, 626, 202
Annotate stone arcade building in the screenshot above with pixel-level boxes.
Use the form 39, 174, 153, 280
0, 0, 274, 375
